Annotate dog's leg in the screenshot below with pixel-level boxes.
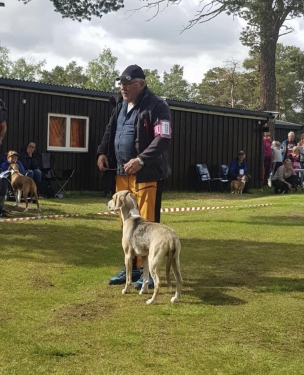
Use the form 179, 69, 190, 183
122, 250, 133, 295
32, 186, 40, 211
23, 189, 29, 212
14, 190, 19, 207
139, 256, 149, 295
146, 255, 161, 305
170, 251, 182, 303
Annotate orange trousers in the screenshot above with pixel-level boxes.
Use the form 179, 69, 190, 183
116, 174, 158, 268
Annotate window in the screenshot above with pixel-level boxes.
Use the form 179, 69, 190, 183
47, 114, 89, 152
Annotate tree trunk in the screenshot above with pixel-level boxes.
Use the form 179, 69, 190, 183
259, 0, 280, 135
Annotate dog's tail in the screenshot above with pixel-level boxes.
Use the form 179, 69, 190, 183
166, 236, 183, 290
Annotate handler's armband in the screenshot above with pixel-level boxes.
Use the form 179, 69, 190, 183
154, 120, 172, 139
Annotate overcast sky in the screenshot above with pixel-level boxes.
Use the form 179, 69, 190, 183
0, 0, 304, 84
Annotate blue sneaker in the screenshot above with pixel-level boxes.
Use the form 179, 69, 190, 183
108, 267, 141, 285
134, 273, 154, 290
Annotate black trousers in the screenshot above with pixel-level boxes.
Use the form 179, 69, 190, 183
272, 175, 298, 192
0, 178, 8, 197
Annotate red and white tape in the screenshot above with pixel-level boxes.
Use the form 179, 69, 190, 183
0, 213, 79, 223
97, 203, 273, 216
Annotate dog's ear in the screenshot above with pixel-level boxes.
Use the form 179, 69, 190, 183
113, 190, 129, 209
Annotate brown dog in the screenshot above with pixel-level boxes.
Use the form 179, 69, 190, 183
8, 163, 40, 212
231, 175, 248, 194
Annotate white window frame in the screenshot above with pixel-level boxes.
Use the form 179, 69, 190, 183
47, 113, 89, 152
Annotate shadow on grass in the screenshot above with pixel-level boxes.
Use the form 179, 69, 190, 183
180, 237, 304, 306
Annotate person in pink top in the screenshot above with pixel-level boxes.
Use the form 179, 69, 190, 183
262, 131, 272, 185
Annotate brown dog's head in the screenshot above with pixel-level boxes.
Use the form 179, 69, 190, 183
8, 163, 21, 175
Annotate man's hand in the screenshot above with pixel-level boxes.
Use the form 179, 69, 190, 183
97, 154, 109, 171
124, 158, 143, 175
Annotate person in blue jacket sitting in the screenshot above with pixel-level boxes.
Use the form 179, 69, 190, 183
228, 150, 252, 193
1, 150, 26, 175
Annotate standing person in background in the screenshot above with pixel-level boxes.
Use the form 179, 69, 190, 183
0, 99, 8, 217
262, 131, 272, 186
96, 64, 172, 290
297, 133, 304, 188
18, 141, 42, 193
271, 141, 285, 175
281, 131, 297, 161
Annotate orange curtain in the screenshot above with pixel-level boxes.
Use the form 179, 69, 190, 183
49, 116, 66, 147
70, 118, 86, 148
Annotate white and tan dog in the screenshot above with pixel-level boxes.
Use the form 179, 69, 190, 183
8, 163, 40, 212
230, 175, 249, 194
108, 190, 182, 305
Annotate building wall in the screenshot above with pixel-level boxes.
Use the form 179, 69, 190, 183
0, 85, 270, 191
168, 110, 263, 190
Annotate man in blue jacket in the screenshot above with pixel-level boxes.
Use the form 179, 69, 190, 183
228, 150, 251, 193
96, 64, 172, 289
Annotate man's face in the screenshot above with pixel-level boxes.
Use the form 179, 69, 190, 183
119, 79, 145, 103
238, 154, 245, 161
288, 133, 295, 141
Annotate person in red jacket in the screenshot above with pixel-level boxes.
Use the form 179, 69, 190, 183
262, 131, 272, 186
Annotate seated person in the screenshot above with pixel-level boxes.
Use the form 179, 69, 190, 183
18, 141, 42, 188
1, 150, 26, 174
272, 159, 298, 194
228, 150, 251, 193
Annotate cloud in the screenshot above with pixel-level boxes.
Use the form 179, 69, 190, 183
0, 0, 303, 84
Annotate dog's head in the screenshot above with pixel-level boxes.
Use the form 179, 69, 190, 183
8, 163, 21, 175
240, 175, 248, 183
107, 190, 139, 214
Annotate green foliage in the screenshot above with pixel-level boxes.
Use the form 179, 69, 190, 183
40, 61, 87, 88
0, 46, 12, 78
162, 64, 190, 101
85, 47, 119, 92
143, 69, 164, 96
18, 0, 124, 21
0, 46, 45, 81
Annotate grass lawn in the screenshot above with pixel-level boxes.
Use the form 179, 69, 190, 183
0, 188, 304, 375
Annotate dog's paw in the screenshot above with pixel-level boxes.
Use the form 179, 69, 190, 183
171, 296, 180, 303
122, 287, 130, 294
23, 208, 29, 212
146, 298, 156, 305
139, 288, 148, 295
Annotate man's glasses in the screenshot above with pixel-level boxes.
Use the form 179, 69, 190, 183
119, 80, 140, 87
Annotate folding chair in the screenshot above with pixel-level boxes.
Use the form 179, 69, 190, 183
39, 153, 56, 198
52, 169, 75, 198
196, 164, 222, 191
219, 164, 230, 192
